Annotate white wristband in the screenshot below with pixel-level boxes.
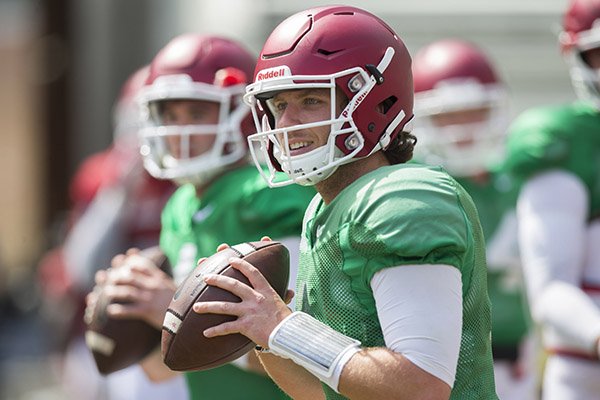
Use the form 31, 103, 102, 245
268, 311, 361, 392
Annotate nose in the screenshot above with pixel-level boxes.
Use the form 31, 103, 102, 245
165, 135, 181, 158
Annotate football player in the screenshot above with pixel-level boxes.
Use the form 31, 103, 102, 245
502, 0, 600, 398
38, 66, 185, 399
90, 34, 315, 400
412, 39, 537, 399
192, 6, 498, 399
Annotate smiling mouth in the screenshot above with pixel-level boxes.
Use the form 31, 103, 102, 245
287, 140, 314, 156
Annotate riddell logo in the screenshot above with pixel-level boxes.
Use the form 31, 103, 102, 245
341, 91, 368, 117
256, 66, 291, 81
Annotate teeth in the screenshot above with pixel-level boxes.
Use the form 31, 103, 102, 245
289, 141, 311, 150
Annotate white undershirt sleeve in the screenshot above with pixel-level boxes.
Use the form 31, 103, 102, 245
371, 264, 462, 387
517, 169, 600, 354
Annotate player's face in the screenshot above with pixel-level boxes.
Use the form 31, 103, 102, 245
430, 107, 491, 127
582, 47, 600, 69
429, 106, 492, 147
157, 100, 220, 159
267, 89, 344, 157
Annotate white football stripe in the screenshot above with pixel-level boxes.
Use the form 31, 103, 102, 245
232, 243, 256, 256
85, 330, 116, 356
163, 310, 183, 334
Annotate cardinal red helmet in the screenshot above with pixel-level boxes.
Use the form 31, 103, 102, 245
412, 39, 509, 176
137, 34, 256, 185
243, 6, 414, 187
113, 65, 150, 140
559, 0, 600, 108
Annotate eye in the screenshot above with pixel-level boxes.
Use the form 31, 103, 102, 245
267, 99, 287, 117
274, 101, 287, 111
162, 109, 177, 124
303, 96, 323, 105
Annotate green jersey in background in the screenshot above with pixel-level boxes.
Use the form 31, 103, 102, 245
456, 174, 530, 354
160, 165, 315, 400
503, 101, 600, 217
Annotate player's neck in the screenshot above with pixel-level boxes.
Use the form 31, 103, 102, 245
316, 151, 389, 205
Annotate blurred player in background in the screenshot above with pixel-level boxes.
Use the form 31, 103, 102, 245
89, 34, 315, 400
502, 0, 600, 398
37, 65, 185, 399
411, 39, 537, 400
193, 6, 498, 399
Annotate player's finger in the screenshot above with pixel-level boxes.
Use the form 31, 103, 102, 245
126, 263, 162, 277
106, 302, 146, 320
86, 285, 102, 303
111, 254, 126, 268
202, 320, 241, 338
193, 300, 240, 317
260, 236, 272, 242
106, 265, 133, 283
201, 272, 255, 299
196, 257, 208, 266
228, 257, 275, 294
123, 254, 157, 270
110, 270, 153, 288
284, 289, 295, 305
95, 269, 108, 285
125, 247, 141, 256
103, 284, 144, 304
216, 243, 230, 252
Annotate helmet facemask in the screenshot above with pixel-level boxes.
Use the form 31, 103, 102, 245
564, 21, 600, 109
414, 80, 509, 176
138, 74, 248, 185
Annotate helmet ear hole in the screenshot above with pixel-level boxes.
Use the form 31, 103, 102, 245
378, 96, 398, 114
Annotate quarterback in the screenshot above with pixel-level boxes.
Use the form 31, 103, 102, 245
193, 6, 498, 400
88, 34, 314, 400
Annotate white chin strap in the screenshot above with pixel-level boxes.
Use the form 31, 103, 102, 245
273, 137, 348, 187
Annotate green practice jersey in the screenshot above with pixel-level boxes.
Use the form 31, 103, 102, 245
296, 164, 497, 400
160, 165, 315, 400
503, 102, 600, 218
456, 175, 530, 349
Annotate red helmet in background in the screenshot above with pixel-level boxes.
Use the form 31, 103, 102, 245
412, 39, 509, 176
138, 34, 256, 185
559, 0, 600, 108
112, 65, 150, 140
243, 5, 414, 187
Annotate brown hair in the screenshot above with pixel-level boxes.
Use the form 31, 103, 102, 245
383, 131, 417, 165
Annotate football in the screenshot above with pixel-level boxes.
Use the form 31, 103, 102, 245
85, 246, 172, 375
161, 240, 289, 371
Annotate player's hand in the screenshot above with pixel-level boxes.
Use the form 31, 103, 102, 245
192, 255, 292, 348
102, 253, 177, 329
84, 254, 124, 324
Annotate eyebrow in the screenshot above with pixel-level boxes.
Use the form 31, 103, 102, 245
272, 88, 329, 101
